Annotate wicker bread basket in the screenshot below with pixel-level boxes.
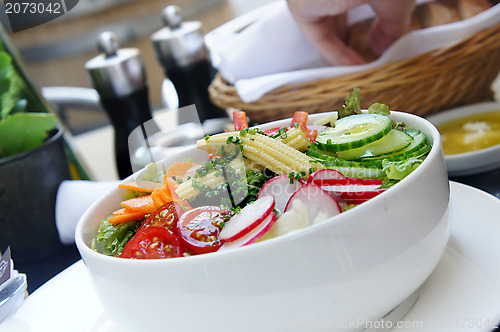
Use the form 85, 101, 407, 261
209, 17, 500, 124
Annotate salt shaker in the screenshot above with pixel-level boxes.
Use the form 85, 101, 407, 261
151, 5, 228, 126
85, 32, 156, 179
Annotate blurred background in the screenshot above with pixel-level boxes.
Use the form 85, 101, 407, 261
2, 0, 499, 183
2, 0, 277, 135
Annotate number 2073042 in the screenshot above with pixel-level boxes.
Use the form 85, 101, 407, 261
5, 2, 62, 14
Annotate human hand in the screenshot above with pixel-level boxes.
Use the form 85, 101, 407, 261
286, 0, 416, 65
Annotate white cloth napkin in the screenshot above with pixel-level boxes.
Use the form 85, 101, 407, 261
55, 180, 119, 244
208, 1, 323, 84
207, 1, 500, 103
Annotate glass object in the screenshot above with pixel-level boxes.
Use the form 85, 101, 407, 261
0, 23, 90, 180
0, 24, 90, 261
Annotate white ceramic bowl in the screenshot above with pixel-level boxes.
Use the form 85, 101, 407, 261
426, 102, 500, 177
76, 111, 451, 332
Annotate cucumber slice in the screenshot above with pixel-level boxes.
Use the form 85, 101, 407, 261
306, 149, 383, 168
361, 130, 428, 162
398, 130, 427, 151
314, 114, 391, 152
337, 129, 413, 160
408, 143, 432, 158
306, 148, 333, 160
405, 129, 421, 138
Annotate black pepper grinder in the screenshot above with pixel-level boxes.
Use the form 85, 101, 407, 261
151, 5, 228, 127
85, 32, 157, 179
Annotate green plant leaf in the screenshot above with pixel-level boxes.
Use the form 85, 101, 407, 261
0, 112, 57, 158
0, 77, 9, 95
0, 52, 12, 74
0, 66, 24, 120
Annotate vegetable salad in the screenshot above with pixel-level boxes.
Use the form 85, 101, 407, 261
92, 89, 432, 259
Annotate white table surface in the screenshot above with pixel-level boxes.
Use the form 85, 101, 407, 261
2, 182, 500, 332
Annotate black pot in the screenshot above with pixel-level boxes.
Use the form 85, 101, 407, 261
0, 129, 71, 262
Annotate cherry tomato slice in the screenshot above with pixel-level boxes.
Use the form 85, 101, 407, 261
176, 206, 230, 255
120, 226, 186, 259
140, 201, 184, 232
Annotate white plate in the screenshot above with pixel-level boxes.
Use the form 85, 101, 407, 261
426, 102, 500, 177
1, 181, 500, 332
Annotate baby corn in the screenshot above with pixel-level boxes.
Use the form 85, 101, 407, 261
176, 129, 321, 201
197, 131, 322, 176
175, 158, 246, 201
175, 169, 225, 201
243, 158, 266, 173
275, 126, 311, 152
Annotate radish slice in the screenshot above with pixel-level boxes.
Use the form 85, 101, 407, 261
285, 184, 341, 225
312, 177, 382, 186
321, 184, 383, 194
337, 189, 386, 201
218, 213, 277, 251
307, 169, 346, 184
306, 125, 327, 133
315, 171, 384, 204
219, 196, 275, 242
258, 174, 302, 215
268, 199, 310, 237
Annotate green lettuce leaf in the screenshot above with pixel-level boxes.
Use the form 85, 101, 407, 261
338, 87, 362, 119
0, 44, 57, 158
91, 218, 141, 256
0, 51, 27, 120
136, 162, 167, 183
382, 156, 425, 181
368, 103, 390, 116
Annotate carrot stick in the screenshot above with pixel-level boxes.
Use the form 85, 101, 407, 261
164, 178, 191, 209
112, 208, 128, 216
233, 111, 248, 130
109, 208, 147, 224
159, 187, 173, 202
118, 180, 164, 193
151, 188, 169, 207
291, 111, 309, 127
233, 111, 249, 131
121, 195, 158, 214
291, 111, 317, 142
165, 161, 198, 181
